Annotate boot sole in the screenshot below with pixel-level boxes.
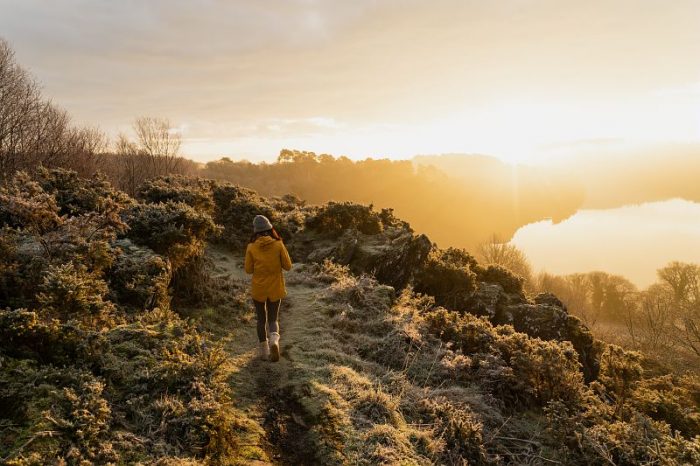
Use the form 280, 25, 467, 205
270, 343, 280, 362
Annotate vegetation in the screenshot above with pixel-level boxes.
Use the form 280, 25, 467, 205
280, 261, 700, 464
0, 170, 241, 463
535, 262, 700, 374
1, 165, 698, 464
1, 37, 698, 464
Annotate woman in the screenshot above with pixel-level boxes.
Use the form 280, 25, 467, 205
244, 215, 292, 362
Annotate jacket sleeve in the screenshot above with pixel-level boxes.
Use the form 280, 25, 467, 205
244, 245, 254, 274
280, 242, 292, 271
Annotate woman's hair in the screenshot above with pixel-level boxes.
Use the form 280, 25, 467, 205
249, 227, 282, 244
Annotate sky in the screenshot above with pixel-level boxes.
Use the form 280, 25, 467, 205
1, 0, 699, 163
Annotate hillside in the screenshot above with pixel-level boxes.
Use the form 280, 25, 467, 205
201, 150, 584, 250
1, 170, 699, 465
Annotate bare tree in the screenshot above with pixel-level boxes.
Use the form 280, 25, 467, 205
65, 126, 109, 177
657, 262, 700, 357
477, 234, 533, 287
0, 38, 41, 179
624, 284, 675, 352
113, 134, 148, 196
0, 38, 106, 181
133, 117, 182, 176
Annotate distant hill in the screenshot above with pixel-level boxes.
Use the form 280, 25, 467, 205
201, 150, 585, 250
416, 144, 700, 211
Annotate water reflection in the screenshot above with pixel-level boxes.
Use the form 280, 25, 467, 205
511, 199, 700, 288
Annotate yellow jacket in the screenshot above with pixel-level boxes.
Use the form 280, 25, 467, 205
244, 236, 292, 302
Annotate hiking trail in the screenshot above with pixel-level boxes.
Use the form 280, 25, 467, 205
205, 244, 324, 465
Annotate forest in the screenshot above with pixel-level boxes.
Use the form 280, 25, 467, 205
1, 38, 699, 465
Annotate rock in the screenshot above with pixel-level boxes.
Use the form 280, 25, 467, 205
493, 301, 599, 381
533, 292, 565, 309
470, 283, 504, 319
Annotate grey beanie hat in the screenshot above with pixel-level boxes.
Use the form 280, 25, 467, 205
253, 215, 273, 233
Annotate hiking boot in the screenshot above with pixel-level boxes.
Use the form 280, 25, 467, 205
269, 332, 280, 362
258, 341, 270, 360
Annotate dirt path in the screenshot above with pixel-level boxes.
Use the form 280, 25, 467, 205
206, 245, 324, 465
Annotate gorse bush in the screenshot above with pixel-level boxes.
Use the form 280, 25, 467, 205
212, 183, 276, 245
137, 174, 215, 213
211, 181, 306, 248
0, 169, 242, 464
0, 309, 238, 464
0, 170, 127, 310
306, 201, 383, 237
424, 307, 584, 408
122, 201, 217, 270
475, 263, 524, 295
0, 308, 87, 365
0, 171, 62, 235
414, 247, 478, 311
632, 374, 700, 438
598, 344, 643, 417
35, 167, 133, 217
107, 239, 171, 311
36, 263, 116, 328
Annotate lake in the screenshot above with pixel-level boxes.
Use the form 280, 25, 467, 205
511, 199, 700, 289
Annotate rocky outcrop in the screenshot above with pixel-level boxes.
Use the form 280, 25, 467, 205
293, 203, 603, 381
307, 228, 432, 290
474, 288, 600, 381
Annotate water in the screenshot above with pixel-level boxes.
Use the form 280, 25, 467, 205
511, 199, 700, 289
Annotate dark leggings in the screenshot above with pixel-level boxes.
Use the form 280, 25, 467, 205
254, 299, 281, 342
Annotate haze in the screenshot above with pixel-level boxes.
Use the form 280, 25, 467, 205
1, 0, 699, 163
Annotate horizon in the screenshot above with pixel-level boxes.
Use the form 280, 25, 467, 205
1, 0, 699, 163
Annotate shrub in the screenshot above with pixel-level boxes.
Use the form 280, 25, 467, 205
137, 175, 214, 213
47, 379, 117, 464
414, 247, 478, 311
424, 308, 495, 355
306, 202, 383, 237
36, 263, 116, 327
475, 263, 524, 295
631, 374, 700, 438
494, 331, 584, 407
0, 228, 21, 307
211, 183, 276, 245
0, 170, 128, 311
424, 307, 584, 408
35, 167, 133, 217
598, 345, 643, 417
107, 239, 171, 311
122, 201, 217, 270
0, 310, 239, 464
548, 409, 700, 465
0, 171, 61, 235
0, 309, 89, 365
415, 398, 489, 464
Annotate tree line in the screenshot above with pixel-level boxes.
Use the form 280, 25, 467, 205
0, 38, 196, 194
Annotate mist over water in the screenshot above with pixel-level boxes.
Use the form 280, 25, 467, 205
511, 199, 700, 288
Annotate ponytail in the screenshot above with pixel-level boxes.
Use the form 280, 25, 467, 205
249, 227, 282, 243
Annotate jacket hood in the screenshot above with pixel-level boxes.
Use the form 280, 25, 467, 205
255, 236, 277, 249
